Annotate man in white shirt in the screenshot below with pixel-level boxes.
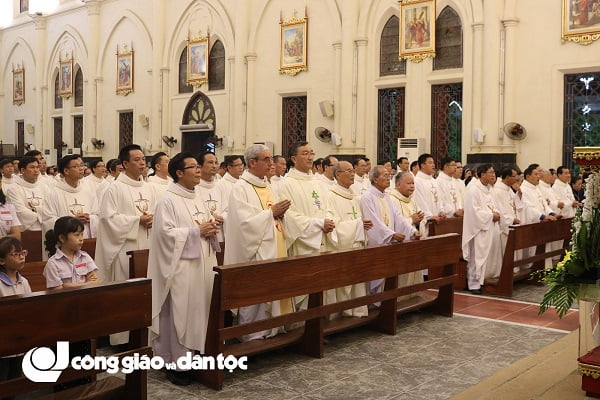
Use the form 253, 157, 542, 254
84, 159, 109, 197
217, 155, 245, 206
552, 166, 580, 218
436, 157, 464, 217
413, 153, 446, 235
147, 152, 172, 200
396, 157, 410, 173
269, 155, 287, 196
492, 166, 521, 255
350, 157, 370, 197
316, 155, 338, 189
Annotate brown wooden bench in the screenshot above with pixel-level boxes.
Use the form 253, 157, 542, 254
82, 238, 97, 259
199, 233, 461, 390
482, 217, 573, 297
22, 260, 47, 292
21, 230, 43, 262
0, 279, 152, 400
127, 249, 149, 279
427, 217, 467, 290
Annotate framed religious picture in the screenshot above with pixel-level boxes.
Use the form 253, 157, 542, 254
116, 46, 134, 95
562, 0, 600, 45
13, 67, 25, 106
20, 0, 29, 13
399, 0, 436, 63
279, 15, 308, 76
186, 35, 209, 87
58, 58, 73, 98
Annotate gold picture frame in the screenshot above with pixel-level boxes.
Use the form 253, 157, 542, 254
116, 46, 134, 95
58, 58, 73, 98
187, 35, 209, 88
13, 67, 25, 106
562, 0, 600, 45
279, 16, 308, 76
399, 0, 436, 63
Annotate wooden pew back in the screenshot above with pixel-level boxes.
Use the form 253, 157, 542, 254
127, 249, 149, 278
22, 261, 47, 292
427, 217, 467, 290
0, 279, 152, 399
82, 238, 97, 259
21, 230, 43, 262
483, 218, 572, 297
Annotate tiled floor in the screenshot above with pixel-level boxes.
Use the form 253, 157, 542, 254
138, 283, 575, 400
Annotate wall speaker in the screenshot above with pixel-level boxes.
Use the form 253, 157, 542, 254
319, 100, 334, 118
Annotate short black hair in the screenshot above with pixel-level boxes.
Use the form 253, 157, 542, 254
24, 150, 42, 158
477, 163, 493, 178
89, 159, 104, 172
523, 165, 537, 178
557, 166, 568, 175
106, 158, 121, 173
352, 157, 366, 168
19, 156, 38, 171
150, 152, 168, 171
0, 158, 13, 169
225, 155, 245, 167
410, 160, 419, 170
417, 153, 433, 169
396, 157, 408, 166
197, 151, 215, 166
118, 144, 143, 163
57, 154, 82, 174
168, 152, 195, 183
273, 155, 285, 163
288, 141, 309, 160
500, 166, 517, 179
322, 155, 337, 168
313, 158, 323, 168
440, 157, 456, 169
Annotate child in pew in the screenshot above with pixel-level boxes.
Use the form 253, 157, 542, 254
0, 236, 30, 386
43, 216, 98, 289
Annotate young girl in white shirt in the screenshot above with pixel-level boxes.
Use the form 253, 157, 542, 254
43, 216, 98, 290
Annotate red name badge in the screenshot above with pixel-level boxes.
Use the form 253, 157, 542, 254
75, 263, 87, 269
0, 211, 10, 215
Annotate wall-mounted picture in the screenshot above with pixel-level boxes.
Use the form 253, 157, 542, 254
58, 58, 73, 98
116, 48, 134, 95
399, 0, 436, 63
187, 36, 209, 87
279, 16, 308, 76
13, 68, 25, 106
562, 0, 600, 44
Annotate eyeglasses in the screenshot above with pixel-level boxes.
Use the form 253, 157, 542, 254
9, 250, 28, 258
255, 157, 273, 163
183, 165, 202, 170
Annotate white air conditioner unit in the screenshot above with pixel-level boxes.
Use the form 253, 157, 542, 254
397, 138, 426, 162
43, 149, 57, 166
66, 148, 81, 156
253, 141, 275, 155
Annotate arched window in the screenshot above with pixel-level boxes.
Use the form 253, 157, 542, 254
54, 73, 63, 109
178, 47, 193, 94
208, 40, 225, 91
433, 7, 463, 70
74, 67, 84, 107
380, 16, 406, 76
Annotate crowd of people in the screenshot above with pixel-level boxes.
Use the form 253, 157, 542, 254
0, 144, 588, 386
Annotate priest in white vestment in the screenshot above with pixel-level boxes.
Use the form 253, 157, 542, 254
325, 161, 372, 317
413, 154, 446, 236
224, 144, 294, 341
148, 152, 219, 386
0, 159, 15, 188
350, 158, 370, 197
147, 152, 172, 201
436, 157, 464, 217
217, 155, 245, 206
269, 155, 287, 197
96, 145, 155, 345
539, 169, 563, 214
41, 155, 98, 239
277, 141, 335, 309
389, 171, 426, 298
83, 159, 109, 198
462, 164, 502, 293
552, 166, 580, 218
316, 155, 338, 190
5, 156, 49, 233
360, 166, 419, 296
492, 167, 521, 257
196, 152, 226, 262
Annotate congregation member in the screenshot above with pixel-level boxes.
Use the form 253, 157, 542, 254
105, 158, 124, 182
388, 171, 426, 299
396, 157, 410, 173
148, 152, 219, 386
436, 157, 464, 217
326, 160, 372, 317
216, 155, 245, 206
552, 166, 580, 218
196, 152, 226, 260
520, 165, 558, 224
0, 158, 15, 187
25, 150, 53, 189
95, 144, 155, 345
224, 144, 293, 340
492, 166, 521, 261
413, 153, 446, 235
83, 159, 109, 197
539, 169, 563, 215
360, 165, 419, 296
269, 155, 287, 196
41, 155, 98, 239
410, 160, 419, 176
5, 156, 50, 233
278, 141, 334, 310
349, 157, 370, 197
453, 161, 467, 208
572, 175, 585, 202
462, 164, 502, 294
147, 152, 172, 200
316, 155, 338, 188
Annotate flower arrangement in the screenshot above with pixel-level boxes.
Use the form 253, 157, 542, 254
539, 173, 600, 318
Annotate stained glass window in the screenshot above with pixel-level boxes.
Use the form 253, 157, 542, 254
377, 87, 405, 163
179, 47, 193, 94
281, 96, 307, 158
54, 74, 63, 109
433, 7, 463, 70
74, 68, 83, 107
209, 40, 225, 91
431, 83, 462, 164
380, 16, 406, 76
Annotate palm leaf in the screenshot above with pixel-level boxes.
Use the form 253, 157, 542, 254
539, 284, 577, 319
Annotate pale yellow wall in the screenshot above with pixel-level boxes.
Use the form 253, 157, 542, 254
0, 0, 598, 170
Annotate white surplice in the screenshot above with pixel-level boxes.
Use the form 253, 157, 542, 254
326, 184, 368, 317
436, 172, 461, 216
40, 178, 99, 238
196, 177, 227, 243
5, 175, 49, 231
350, 174, 370, 197
413, 171, 445, 236
552, 179, 577, 218
360, 186, 416, 294
462, 180, 502, 290
149, 182, 216, 359
147, 174, 172, 202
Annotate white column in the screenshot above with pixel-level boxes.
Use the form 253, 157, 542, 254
501, 18, 519, 139
227, 55, 235, 143
244, 53, 257, 144
84, 0, 102, 153
152, 0, 166, 152
354, 38, 368, 151
339, 0, 359, 150
332, 41, 342, 138
31, 14, 47, 150
470, 22, 484, 146
233, 0, 249, 149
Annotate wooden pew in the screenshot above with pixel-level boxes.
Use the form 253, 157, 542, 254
82, 238, 97, 259
201, 234, 460, 390
22, 260, 47, 292
427, 217, 467, 290
0, 279, 152, 400
127, 249, 149, 279
483, 218, 573, 297
21, 230, 43, 262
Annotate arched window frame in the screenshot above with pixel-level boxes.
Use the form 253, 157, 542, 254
208, 39, 225, 91
74, 65, 84, 107
379, 15, 406, 76
178, 46, 193, 94
54, 72, 63, 109
433, 6, 463, 70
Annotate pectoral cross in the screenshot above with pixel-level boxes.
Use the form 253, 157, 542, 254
69, 198, 85, 216
27, 192, 43, 212
134, 192, 149, 215
347, 206, 358, 219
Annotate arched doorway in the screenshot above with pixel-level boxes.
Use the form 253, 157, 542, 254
181, 91, 216, 154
